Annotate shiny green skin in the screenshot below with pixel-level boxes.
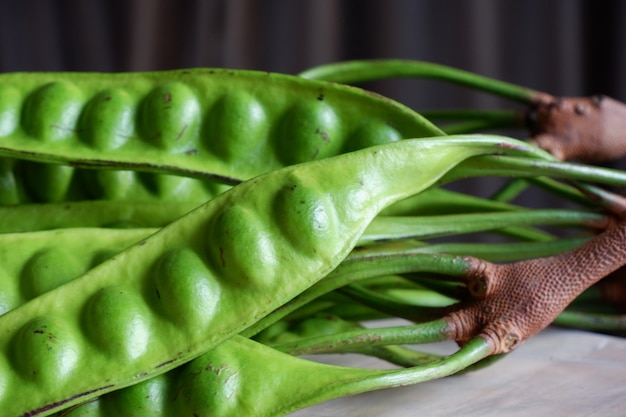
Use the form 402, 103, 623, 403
0, 135, 541, 417
55, 335, 410, 417
0, 231, 408, 416
0, 200, 198, 232
0, 157, 229, 205
0, 231, 416, 416
58, 328, 487, 417
0, 228, 154, 315
0, 229, 358, 417
0, 68, 440, 204
0, 186, 515, 233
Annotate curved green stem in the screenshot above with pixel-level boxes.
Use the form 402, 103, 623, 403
555, 310, 626, 332
490, 178, 530, 202
443, 155, 626, 188
360, 344, 443, 367
381, 186, 520, 216
573, 183, 626, 217
272, 319, 451, 356
163, 334, 492, 417
370, 282, 458, 307
288, 336, 492, 413
412, 237, 589, 262
299, 59, 539, 103
242, 249, 474, 337
492, 175, 620, 216
421, 109, 525, 135
527, 177, 599, 208
57, 333, 491, 417
362, 209, 605, 245
340, 284, 445, 321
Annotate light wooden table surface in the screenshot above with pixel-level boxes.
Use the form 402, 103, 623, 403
289, 326, 626, 417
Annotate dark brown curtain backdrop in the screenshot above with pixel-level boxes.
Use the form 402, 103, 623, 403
2, 0, 624, 97
1, 0, 625, 215
0, 0, 345, 73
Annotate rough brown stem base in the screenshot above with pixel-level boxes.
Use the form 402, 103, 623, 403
526, 93, 626, 163
444, 221, 626, 354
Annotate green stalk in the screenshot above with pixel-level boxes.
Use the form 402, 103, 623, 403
362, 209, 605, 245
381, 186, 520, 216
280, 336, 492, 416
421, 109, 525, 135
242, 249, 473, 337
490, 178, 530, 202
527, 177, 600, 207
340, 284, 444, 321
370, 284, 457, 308
360, 344, 443, 367
573, 183, 626, 216
299, 59, 538, 103
555, 311, 626, 332
443, 155, 626, 188
319, 298, 391, 322
272, 320, 451, 356
490, 176, 600, 210
254, 236, 589, 335
407, 278, 465, 302
412, 237, 589, 262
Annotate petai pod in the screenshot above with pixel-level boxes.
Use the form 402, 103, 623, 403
0, 200, 198, 232
0, 232, 418, 415
58, 328, 482, 417
0, 183, 527, 233
0, 68, 441, 204
0, 135, 547, 416
0, 157, 230, 205
0, 228, 154, 315
0, 233, 424, 416
55, 335, 401, 417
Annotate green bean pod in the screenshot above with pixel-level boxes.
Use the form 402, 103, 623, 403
0, 230, 430, 415
57, 332, 489, 417
0, 68, 441, 205
53, 237, 588, 416
0, 200, 198, 232
0, 235, 431, 416
0, 135, 543, 416
0, 157, 227, 205
0, 186, 521, 233
0, 228, 154, 316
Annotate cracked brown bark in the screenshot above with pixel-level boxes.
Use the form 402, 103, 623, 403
527, 93, 626, 163
444, 220, 626, 354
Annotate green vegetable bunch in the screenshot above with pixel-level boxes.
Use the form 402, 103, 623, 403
0, 60, 624, 416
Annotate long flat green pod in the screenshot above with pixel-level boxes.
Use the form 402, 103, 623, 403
0, 228, 155, 315
0, 156, 229, 205
0, 135, 544, 416
360, 209, 606, 244
58, 334, 490, 417
0, 68, 440, 186
0, 186, 521, 233
0, 200, 194, 232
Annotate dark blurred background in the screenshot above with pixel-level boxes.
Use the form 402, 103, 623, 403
2, 1, 625, 104
1, 0, 625, 212
0, 0, 626, 101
